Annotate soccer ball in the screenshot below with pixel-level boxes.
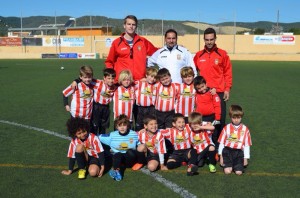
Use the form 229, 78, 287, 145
61, 66, 64, 70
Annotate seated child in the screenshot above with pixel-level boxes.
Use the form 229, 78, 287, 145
137, 115, 168, 172
99, 114, 145, 181
161, 113, 198, 176
134, 67, 158, 131
218, 105, 252, 175
61, 117, 105, 179
188, 112, 217, 173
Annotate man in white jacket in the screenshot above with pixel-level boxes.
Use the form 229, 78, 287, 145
147, 29, 197, 83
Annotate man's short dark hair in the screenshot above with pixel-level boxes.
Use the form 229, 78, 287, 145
204, 28, 216, 38
165, 29, 177, 38
103, 68, 116, 78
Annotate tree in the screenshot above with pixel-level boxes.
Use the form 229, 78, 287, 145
112, 27, 122, 36
254, 28, 265, 35
288, 28, 300, 35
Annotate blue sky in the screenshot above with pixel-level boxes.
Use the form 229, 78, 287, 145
1, 0, 299, 24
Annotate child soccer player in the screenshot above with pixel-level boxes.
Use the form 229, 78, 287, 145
188, 112, 217, 173
63, 65, 94, 120
161, 113, 198, 176
99, 114, 145, 181
91, 68, 116, 135
176, 66, 196, 123
113, 70, 135, 125
61, 117, 105, 179
218, 105, 252, 175
155, 68, 179, 129
137, 115, 168, 171
134, 67, 158, 131
194, 75, 221, 149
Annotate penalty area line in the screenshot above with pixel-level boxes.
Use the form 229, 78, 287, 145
0, 119, 196, 198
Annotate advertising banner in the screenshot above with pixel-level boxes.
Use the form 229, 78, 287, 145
41, 54, 59, 59
43, 37, 84, 47
59, 53, 78, 58
77, 53, 98, 59
0, 37, 22, 46
253, 35, 295, 45
22, 38, 43, 46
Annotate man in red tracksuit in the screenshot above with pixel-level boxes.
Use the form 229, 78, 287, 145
193, 28, 232, 150
105, 15, 158, 82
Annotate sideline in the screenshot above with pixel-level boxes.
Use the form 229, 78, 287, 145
0, 119, 197, 198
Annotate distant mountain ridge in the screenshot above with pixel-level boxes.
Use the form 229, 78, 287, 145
1, 15, 299, 35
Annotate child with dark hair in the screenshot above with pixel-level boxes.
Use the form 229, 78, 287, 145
161, 113, 198, 176
137, 115, 168, 171
99, 114, 145, 181
218, 105, 252, 175
61, 117, 105, 179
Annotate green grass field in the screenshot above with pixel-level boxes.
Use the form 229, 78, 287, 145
0, 59, 299, 197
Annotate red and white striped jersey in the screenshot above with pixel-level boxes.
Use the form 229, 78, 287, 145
176, 83, 196, 116
67, 133, 104, 158
218, 123, 252, 150
155, 82, 179, 112
134, 81, 157, 106
62, 82, 94, 119
161, 124, 192, 150
138, 129, 166, 154
92, 79, 114, 105
190, 130, 214, 153
113, 85, 135, 121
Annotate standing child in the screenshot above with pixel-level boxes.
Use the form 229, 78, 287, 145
218, 105, 252, 175
188, 112, 217, 173
161, 113, 198, 176
134, 67, 158, 131
194, 75, 221, 148
61, 117, 105, 179
155, 68, 180, 129
99, 114, 145, 181
137, 115, 168, 171
91, 68, 116, 135
63, 65, 94, 120
176, 66, 196, 123
113, 70, 135, 125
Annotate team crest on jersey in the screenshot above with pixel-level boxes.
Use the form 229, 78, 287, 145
137, 46, 141, 51
177, 54, 181, 60
129, 138, 134, 144
141, 86, 152, 96
181, 87, 194, 97
159, 90, 171, 99
214, 59, 219, 65
82, 89, 92, 99
175, 134, 186, 144
145, 141, 153, 149
193, 135, 205, 145
119, 142, 129, 150
227, 133, 240, 143
120, 91, 133, 101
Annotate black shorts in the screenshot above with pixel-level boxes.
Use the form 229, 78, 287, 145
146, 151, 160, 163
88, 156, 101, 167
168, 149, 190, 163
222, 147, 244, 172
136, 105, 155, 130
156, 109, 175, 129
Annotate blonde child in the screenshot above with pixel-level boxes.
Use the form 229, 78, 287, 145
137, 115, 168, 171
176, 66, 196, 123
61, 117, 105, 179
134, 67, 158, 131
113, 70, 135, 124
218, 105, 252, 175
63, 65, 94, 120
188, 112, 217, 173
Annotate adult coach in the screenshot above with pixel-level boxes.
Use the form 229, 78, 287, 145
147, 29, 197, 83
193, 27, 232, 148
105, 15, 158, 81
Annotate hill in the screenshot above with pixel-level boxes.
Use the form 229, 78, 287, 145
1, 15, 300, 36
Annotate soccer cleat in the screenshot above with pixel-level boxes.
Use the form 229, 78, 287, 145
109, 169, 116, 179
115, 170, 122, 181
78, 169, 86, 179
132, 163, 144, 171
209, 164, 217, 173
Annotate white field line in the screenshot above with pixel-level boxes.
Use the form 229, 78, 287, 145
0, 119, 197, 198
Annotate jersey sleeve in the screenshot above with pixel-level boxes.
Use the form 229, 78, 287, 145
105, 39, 119, 68
212, 93, 221, 120
147, 49, 160, 67
99, 133, 112, 146
62, 85, 75, 97
223, 53, 232, 91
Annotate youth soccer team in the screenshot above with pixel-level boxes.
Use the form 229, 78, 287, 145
61, 64, 252, 181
